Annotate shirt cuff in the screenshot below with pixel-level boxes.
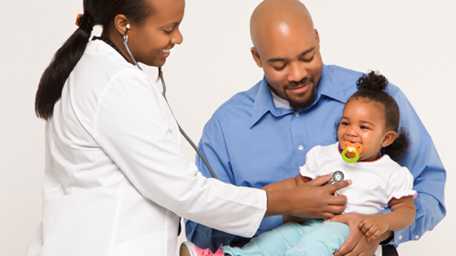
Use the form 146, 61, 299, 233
242, 188, 268, 238
257, 215, 284, 234
392, 229, 407, 246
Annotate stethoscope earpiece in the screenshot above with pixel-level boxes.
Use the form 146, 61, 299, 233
124, 23, 131, 36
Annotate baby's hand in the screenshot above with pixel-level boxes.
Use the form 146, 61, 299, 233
358, 216, 390, 242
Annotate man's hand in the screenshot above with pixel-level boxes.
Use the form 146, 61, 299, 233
331, 213, 380, 256
336, 233, 379, 256
287, 174, 350, 219
359, 216, 390, 242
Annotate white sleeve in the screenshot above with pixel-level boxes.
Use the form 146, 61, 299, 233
386, 166, 417, 201
299, 146, 321, 179
93, 69, 266, 238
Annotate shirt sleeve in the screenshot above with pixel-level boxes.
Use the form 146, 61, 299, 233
386, 167, 416, 201
387, 86, 446, 246
299, 145, 321, 179
185, 116, 244, 250
185, 114, 284, 251
93, 69, 267, 238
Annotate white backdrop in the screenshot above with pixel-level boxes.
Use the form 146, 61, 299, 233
1, 1, 455, 255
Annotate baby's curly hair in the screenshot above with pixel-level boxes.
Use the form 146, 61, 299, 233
348, 71, 409, 162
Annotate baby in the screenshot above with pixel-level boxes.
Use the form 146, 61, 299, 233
180, 71, 416, 256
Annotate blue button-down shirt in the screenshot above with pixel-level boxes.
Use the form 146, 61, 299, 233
186, 65, 446, 250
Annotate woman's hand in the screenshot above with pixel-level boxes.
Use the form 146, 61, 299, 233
287, 175, 350, 219
265, 174, 350, 219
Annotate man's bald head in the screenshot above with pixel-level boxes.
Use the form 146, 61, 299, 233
248, 0, 323, 110
250, 0, 315, 51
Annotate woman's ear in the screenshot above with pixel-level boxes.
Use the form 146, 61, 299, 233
382, 130, 399, 148
113, 14, 130, 35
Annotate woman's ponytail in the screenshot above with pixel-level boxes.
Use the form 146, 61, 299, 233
35, 0, 153, 120
35, 14, 94, 120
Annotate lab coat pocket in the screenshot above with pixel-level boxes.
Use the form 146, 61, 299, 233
42, 187, 119, 256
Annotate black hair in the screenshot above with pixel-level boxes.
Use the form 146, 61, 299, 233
348, 71, 409, 162
35, 0, 152, 120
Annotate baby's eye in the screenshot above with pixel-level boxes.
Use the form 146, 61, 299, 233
340, 121, 349, 126
360, 125, 370, 130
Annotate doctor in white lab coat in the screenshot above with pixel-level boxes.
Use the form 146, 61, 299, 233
29, 0, 350, 255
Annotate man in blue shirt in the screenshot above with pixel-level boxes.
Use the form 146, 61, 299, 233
186, 0, 446, 255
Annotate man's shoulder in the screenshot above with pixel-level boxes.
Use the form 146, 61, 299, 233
210, 81, 262, 123
325, 65, 363, 85
325, 65, 402, 94
326, 65, 363, 78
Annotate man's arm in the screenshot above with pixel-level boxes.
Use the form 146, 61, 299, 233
389, 87, 446, 246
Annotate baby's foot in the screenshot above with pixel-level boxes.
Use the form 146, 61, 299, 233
179, 241, 224, 256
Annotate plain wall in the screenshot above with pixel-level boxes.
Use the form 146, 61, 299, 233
1, 1, 455, 255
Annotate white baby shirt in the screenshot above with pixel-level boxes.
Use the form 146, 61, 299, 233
299, 143, 416, 214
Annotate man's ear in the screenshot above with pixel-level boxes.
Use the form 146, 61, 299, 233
250, 47, 263, 68
382, 130, 399, 148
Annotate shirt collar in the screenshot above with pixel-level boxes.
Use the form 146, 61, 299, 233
87, 39, 126, 63
249, 79, 294, 128
317, 65, 349, 103
271, 90, 291, 109
249, 65, 349, 128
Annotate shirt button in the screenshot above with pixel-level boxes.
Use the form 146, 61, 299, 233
414, 235, 420, 240
298, 145, 304, 151
398, 235, 403, 241
294, 112, 300, 117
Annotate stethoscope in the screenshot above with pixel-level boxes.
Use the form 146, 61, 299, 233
115, 24, 220, 180
330, 170, 344, 184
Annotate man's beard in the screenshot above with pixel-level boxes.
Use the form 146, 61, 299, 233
285, 77, 318, 109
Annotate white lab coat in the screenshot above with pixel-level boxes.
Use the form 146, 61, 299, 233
28, 40, 266, 256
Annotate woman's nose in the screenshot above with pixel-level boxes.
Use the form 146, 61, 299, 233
171, 29, 183, 45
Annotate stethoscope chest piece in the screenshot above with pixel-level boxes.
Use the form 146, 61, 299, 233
330, 170, 345, 184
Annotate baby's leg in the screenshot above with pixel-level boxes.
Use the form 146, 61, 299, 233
284, 221, 349, 256
223, 222, 311, 256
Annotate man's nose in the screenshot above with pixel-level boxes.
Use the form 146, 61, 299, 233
287, 62, 308, 82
